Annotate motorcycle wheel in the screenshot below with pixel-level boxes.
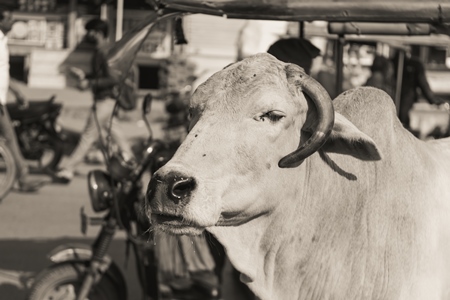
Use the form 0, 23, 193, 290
27, 138, 63, 173
27, 263, 125, 300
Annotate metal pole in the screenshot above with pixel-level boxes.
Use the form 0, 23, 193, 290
115, 0, 124, 41
67, 0, 77, 49
394, 51, 405, 116
299, 21, 304, 38
335, 35, 345, 97
100, 3, 108, 20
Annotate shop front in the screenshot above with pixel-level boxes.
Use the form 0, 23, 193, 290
8, 0, 172, 90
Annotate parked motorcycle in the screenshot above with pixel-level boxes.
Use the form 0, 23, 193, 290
6, 95, 78, 172
26, 95, 221, 300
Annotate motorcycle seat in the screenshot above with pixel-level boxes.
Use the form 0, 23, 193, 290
6, 100, 62, 121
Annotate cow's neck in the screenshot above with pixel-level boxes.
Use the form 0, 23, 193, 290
208, 159, 319, 299
208, 214, 282, 299
208, 155, 393, 300
209, 205, 323, 299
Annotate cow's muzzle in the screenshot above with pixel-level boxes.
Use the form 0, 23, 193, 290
146, 171, 204, 235
147, 171, 197, 205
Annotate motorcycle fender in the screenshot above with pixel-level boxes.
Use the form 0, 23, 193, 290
48, 243, 101, 264
47, 243, 127, 292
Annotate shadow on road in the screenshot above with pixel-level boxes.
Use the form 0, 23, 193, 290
0, 283, 23, 300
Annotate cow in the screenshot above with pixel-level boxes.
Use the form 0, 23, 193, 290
145, 53, 450, 300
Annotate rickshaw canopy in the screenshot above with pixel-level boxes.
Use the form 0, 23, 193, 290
159, 0, 450, 22
108, 0, 450, 99
110, 0, 450, 73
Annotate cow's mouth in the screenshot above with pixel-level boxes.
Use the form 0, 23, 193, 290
152, 212, 184, 224
151, 212, 205, 235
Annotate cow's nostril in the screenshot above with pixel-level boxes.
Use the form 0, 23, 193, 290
168, 175, 196, 202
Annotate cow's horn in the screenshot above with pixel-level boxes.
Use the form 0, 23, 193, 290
278, 68, 335, 168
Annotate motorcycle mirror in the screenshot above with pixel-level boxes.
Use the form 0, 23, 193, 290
143, 93, 153, 115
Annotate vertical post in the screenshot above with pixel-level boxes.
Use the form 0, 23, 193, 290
67, 0, 77, 49
335, 35, 345, 97
100, 3, 108, 20
299, 21, 304, 38
394, 50, 405, 116
115, 0, 124, 41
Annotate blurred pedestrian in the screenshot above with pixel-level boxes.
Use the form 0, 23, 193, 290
0, 4, 44, 192
393, 50, 446, 128
364, 55, 395, 98
315, 56, 338, 99
51, 18, 134, 184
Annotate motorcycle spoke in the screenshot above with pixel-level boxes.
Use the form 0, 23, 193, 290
45, 283, 77, 300
44, 283, 94, 300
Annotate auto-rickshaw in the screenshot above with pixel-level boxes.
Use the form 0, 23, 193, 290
108, 0, 450, 125
304, 25, 450, 138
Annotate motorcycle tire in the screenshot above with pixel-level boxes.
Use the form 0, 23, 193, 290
27, 263, 126, 300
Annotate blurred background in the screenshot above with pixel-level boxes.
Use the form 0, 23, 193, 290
6, 0, 450, 138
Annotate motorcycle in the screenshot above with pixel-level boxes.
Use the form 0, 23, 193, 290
26, 95, 221, 300
6, 95, 79, 172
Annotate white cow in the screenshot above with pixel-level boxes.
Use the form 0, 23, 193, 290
146, 53, 450, 300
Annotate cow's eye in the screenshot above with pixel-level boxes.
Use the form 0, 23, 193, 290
259, 111, 284, 123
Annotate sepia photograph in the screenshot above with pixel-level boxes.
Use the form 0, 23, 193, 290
0, 0, 450, 299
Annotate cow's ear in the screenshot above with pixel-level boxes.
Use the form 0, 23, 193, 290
321, 113, 382, 161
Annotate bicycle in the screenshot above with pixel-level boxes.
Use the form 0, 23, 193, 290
0, 138, 17, 202
0, 102, 17, 201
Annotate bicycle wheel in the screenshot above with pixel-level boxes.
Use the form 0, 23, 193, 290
0, 140, 17, 201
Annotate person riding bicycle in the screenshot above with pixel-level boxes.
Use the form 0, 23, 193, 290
0, 4, 45, 192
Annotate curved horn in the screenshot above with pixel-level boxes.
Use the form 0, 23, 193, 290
278, 67, 335, 168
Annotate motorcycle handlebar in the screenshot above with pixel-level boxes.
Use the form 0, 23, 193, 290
142, 93, 153, 139
143, 93, 153, 115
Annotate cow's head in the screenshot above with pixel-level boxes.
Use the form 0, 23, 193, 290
146, 53, 381, 235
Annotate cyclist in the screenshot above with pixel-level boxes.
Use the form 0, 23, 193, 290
0, 4, 44, 192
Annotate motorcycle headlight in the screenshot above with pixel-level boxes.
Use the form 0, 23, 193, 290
88, 170, 114, 213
